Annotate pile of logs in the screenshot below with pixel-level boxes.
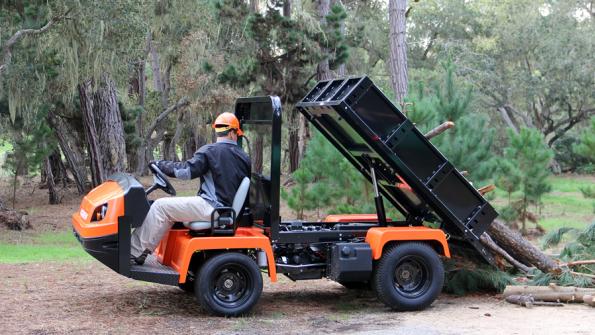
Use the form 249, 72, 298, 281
0, 199, 30, 230
503, 284, 595, 307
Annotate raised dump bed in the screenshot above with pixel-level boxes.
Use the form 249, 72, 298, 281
296, 77, 498, 263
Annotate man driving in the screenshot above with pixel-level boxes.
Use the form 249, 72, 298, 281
131, 112, 251, 265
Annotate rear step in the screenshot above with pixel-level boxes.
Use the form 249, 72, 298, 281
130, 255, 179, 286
296, 77, 498, 264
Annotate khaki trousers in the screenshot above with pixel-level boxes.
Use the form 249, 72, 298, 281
131, 196, 214, 257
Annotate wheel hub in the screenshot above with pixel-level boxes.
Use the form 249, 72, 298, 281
223, 278, 234, 289
213, 265, 250, 305
393, 256, 430, 298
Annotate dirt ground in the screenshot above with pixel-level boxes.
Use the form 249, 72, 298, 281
1, 261, 594, 335
1, 177, 594, 334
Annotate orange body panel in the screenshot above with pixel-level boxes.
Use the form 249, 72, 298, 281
71, 181, 125, 238
324, 214, 392, 223
155, 227, 277, 284
365, 226, 450, 260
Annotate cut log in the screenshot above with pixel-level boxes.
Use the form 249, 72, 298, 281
425, 121, 455, 140
503, 285, 595, 303
505, 295, 564, 308
486, 219, 560, 273
478, 184, 495, 196
583, 295, 595, 307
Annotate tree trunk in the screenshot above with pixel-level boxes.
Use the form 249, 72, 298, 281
44, 156, 60, 204
487, 219, 560, 273
316, 0, 332, 81
169, 111, 185, 162
79, 79, 104, 187
388, 0, 408, 106
135, 97, 189, 175
503, 285, 595, 303
161, 133, 176, 161
93, 74, 128, 177
47, 112, 87, 194
253, 133, 264, 174
0, 198, 30, 230
283, 0, 291, 17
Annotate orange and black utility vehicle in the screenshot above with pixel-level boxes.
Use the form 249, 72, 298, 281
72, 77, 498, 316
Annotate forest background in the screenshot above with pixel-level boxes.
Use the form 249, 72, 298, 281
0, 0, 594, 240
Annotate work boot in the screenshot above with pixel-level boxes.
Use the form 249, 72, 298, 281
132, 249, 151, 265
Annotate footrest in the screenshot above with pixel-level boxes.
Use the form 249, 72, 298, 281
130, 255, 179, 286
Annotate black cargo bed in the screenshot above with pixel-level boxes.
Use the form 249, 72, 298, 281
296, 77, 497, 263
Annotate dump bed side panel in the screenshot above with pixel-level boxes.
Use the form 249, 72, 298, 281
296, 77, 497, 263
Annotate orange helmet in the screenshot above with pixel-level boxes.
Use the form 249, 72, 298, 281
212, 112, 243, 136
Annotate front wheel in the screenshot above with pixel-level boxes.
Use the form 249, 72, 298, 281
373, 242, 444, 311
195, 252, 263, 316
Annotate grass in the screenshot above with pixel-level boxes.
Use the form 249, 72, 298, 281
492, 174, 594, 231
0, 231, 90, 264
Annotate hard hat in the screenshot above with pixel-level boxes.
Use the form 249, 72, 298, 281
212, 112, 243, 136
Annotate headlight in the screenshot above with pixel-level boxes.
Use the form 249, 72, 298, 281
92, 204, 108, 222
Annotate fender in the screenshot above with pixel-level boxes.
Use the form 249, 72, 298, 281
158, 227, 277, 283
365, 226, 450, 260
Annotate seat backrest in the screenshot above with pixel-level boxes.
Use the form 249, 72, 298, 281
232, 177, 251, 218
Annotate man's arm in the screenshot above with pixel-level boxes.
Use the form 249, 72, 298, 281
156, 148, 209, 180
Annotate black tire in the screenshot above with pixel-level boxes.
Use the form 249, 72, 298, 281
373, 242, 444, 311
195, 252, 263, 317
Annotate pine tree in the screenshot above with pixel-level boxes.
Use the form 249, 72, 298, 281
410, 59, 496, 184
573, 117, 595, 173
497, 128, 554, 234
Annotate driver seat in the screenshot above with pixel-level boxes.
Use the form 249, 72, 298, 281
183, 177, 250, 231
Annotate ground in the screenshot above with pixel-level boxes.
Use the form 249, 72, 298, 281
1, 175, 594, 334
2, 261, 593, 335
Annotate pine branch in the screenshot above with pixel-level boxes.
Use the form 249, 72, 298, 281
0, 8, 73, 77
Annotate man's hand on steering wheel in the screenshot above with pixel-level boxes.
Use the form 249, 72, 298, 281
147, 161, 177, 196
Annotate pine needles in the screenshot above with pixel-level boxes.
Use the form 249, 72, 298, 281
534, 222, 595, 287
443, 259, 513, 295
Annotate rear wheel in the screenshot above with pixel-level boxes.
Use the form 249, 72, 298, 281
373, 242, 444, 311
195, 252, 263, 316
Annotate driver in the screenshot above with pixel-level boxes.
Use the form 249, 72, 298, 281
130, 112, 251, 265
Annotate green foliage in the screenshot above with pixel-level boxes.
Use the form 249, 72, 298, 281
573, 117, 595, 172
282, 131, 372, 219
496, 128, 553, 233
410, 60, 496, 184
536, 222, 595, 287
552, 135, 592, 173
443, 262, 513, 295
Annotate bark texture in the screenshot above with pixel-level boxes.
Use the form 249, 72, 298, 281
47, 111, 87, 194
487, 219, 560, 273
388, 0, 408, 105
503, 285, 595, 303
79, 79, 103, 187
93, 75, 128, 177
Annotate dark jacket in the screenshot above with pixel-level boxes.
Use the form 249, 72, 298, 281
157, 139, 251, 207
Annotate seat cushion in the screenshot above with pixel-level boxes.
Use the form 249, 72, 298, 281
185, 221, 211, 231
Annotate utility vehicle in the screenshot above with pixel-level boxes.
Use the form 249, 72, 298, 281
72, 77, 497, 316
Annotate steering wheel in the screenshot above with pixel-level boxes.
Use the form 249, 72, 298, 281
147, 162, 177, 196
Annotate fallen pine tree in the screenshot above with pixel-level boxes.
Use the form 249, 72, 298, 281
482, 219, 560, 274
